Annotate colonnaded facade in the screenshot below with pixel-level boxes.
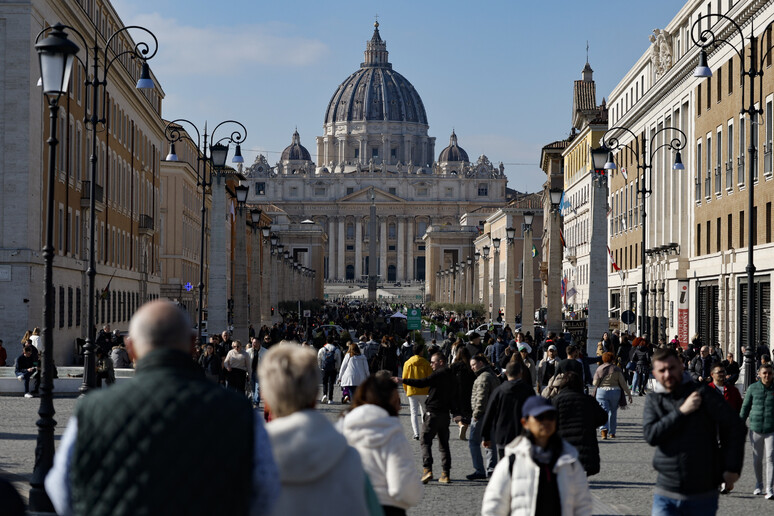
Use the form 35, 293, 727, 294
245, 22, 509, 283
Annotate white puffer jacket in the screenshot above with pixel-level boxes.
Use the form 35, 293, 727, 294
481, 435, 592, 516
338, 404, 422, 510
337, 353, 370, 387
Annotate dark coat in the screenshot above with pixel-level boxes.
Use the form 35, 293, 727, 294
551, 387, 608, 475
643, 377, 745, 495
480, 379, 534, 446
451, 361, 475, 421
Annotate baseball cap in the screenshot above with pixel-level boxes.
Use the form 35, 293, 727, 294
547, 344, 557, 351
522, 396, 556, 418
517, 344, 529, 352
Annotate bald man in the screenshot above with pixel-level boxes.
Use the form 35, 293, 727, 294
45, 300, 279, 516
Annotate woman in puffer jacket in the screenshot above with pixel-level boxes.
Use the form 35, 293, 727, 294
338, 375, 422, 516
481, 395, 592, 516
337, 342, 371, 403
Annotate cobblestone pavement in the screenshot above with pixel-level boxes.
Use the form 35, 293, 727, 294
1, 387, 772, 515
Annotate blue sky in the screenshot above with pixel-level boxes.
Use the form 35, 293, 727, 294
113, 0, 684, 193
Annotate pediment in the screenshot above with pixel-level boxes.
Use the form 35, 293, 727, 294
340, 187, 405, 203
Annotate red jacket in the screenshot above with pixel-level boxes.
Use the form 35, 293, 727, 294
708, 382, 743, 413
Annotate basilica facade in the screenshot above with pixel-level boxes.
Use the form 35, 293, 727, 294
245, 23, 508, 283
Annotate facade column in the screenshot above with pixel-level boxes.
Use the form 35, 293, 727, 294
380, 219, 387, 280
406, 218, 414, 281
505, 239, 516, 326
492, 249, 501, 321
328, 218, 336, 280
338, 217, 346, 279
460, 264, 467, 306
483, 253, 490, 319
397, 217, 405, 281
473, 256, 479, 305
260, 236, 271, 325
269, 248, 278, 322
522, 227, 535, 339
233, 209, 249, 345
249, 226, 261, 331
355, 218, 363, 280
547, 209, 563, 334
208, 175, 228, 336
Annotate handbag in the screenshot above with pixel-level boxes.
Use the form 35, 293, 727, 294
625, 361, 636, 371
619, 392, 628, 409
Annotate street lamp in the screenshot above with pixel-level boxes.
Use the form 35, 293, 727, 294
30, 23, 79, 512
602, 126, 686, 341
46, 21, 158, 395
691, 13, 770, 389
164, 119, 248, 342
504, 226, 516, 325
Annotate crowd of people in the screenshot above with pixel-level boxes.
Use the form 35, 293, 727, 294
3, 299, 769, 515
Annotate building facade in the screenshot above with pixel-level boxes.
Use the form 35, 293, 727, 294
244, 23, 508, 286
0, 0, 164, 362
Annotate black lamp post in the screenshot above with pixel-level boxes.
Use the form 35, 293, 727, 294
29, 23, 79, 512
164, 119, 247, 342
691, 13, 770, 389
45, 21, 160, 395
602, 126, 686, 341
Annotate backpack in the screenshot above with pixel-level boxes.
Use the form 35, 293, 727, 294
322, 346, 337, 372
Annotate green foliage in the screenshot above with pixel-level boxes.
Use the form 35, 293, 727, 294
425, 302, 485, 318
411, 330, 425, 346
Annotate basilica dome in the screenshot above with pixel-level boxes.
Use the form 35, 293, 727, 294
281, 130, 311, 161
438, 130, 469, 162
324, 23, 428, 126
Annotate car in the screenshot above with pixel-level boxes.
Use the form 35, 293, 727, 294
466, 322, 505, 337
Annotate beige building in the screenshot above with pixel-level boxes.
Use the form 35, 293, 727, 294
0, 0, 164, 362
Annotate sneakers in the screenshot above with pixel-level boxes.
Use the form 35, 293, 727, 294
17, 375, 23, 382
413, 435, 420, 440
465, 472, 487, 480
321, 395, 328, 404
24, 393, 33, 398
754, 488, 764, 496
766, 493, 774, 500
327, 399, 333, 405
459, 424, 468, 441
421, 469, 433, 484
439, 471, 451, 484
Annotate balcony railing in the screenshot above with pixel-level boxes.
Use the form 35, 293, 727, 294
139, 214, 154, 231
81, 182, 103, 203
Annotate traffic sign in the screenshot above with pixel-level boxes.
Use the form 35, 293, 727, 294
621, 310, 636, 325
465, 310, 472, 318
407, 308, 421, 330
184, 282, 193, 292
303, 310, 311, 317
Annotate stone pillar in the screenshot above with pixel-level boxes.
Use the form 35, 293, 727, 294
547, 209, 563, 334
328, 218, 336, 280
249, 226, 261, 330
208, 174, 228, 336
460, 264, 467, 307
492, 249, 501, 321
482, 253, 490, 318
269, 248, 278, 322
355, 218, 363, 279
338, 218, 346, 279
505, 239, 516, 326
232, 208, 249, 345
260, 236, 271, 325
380, 219, 387, 280
406, 219, 414, 281
473, 257, 479, 305
397, 218, 405, 281
522, 227, 535, 339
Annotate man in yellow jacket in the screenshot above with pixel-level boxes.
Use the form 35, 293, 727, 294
402, 343, 433, 440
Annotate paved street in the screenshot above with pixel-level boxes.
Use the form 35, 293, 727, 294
0, 387, 772, 515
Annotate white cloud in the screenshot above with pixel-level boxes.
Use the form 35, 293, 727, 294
112, 10, 328, 78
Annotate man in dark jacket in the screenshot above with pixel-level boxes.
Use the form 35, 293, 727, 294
643, 348, 745, 513
466, 332, 484, 358
689, 345, 717, 383
14, 345, 39, 398
481, 361, 534, 460
397, 352, 457, 485
45, 300, 280, 516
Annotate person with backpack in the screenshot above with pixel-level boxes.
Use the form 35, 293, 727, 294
481, 396, 592, 515
318, 334, 342, 404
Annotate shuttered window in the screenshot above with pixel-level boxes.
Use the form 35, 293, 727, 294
739, 278, 771, 354
697, 282, 719, 346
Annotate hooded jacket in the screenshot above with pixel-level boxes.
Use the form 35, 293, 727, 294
266, 409, 370, 516
401, 355, 432, 397
480, 379, 534, 446
337, 353, 370, 387
481, 435, 592, 516
339, 405, 422, 510
551, 388, 607, 476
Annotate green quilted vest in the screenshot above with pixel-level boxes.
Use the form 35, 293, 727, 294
71, 348, 254, 516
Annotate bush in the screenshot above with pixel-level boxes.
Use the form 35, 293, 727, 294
425, 302, 486, 318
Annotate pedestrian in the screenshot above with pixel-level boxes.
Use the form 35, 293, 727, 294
592, 352, 632, 439
707, 364, 742, 413
689, 345, 717, 384
643, 347, 745, 513
94, 348, 115, 388
14, 345, 39, 398
45, 300, 280, 515
721, 352, 741, 385
199, 342, 221, 383
224, 340, 251, 394
318, 334, 342, 404
551, 372, 607, 476
466, 332, 484, 358
518, 344, 537, 392
259, 344, 377, 515
537, 344, 558, 392
466, 354, 500, 480
450, 346, 475, 440
740, 363, 774, 499
339, 375, 423, 515
250, 336, 268, 406
401, 343, 433, 440
480, 396, 593, 516
109, 340, 131, 369
630, 338, 652, 396
395, 351, 458, 485
337, 342, 370, 403
481, 361, 535, 460
375, 336, 399, 376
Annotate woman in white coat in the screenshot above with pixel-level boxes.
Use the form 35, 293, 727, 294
337, 342, 371, 403
339, 375, 422, 516
481, 396, 592, 516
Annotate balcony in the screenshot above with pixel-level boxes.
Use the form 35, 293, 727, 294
80, 182, 104, 212
139, 214, 154, 236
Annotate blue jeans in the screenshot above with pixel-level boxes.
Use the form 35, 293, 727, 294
652, 493, 718, 515
632, 370, 648, 393
469, 419, 496, 475
595, 388, 621, 434
252, 376, 260, 404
